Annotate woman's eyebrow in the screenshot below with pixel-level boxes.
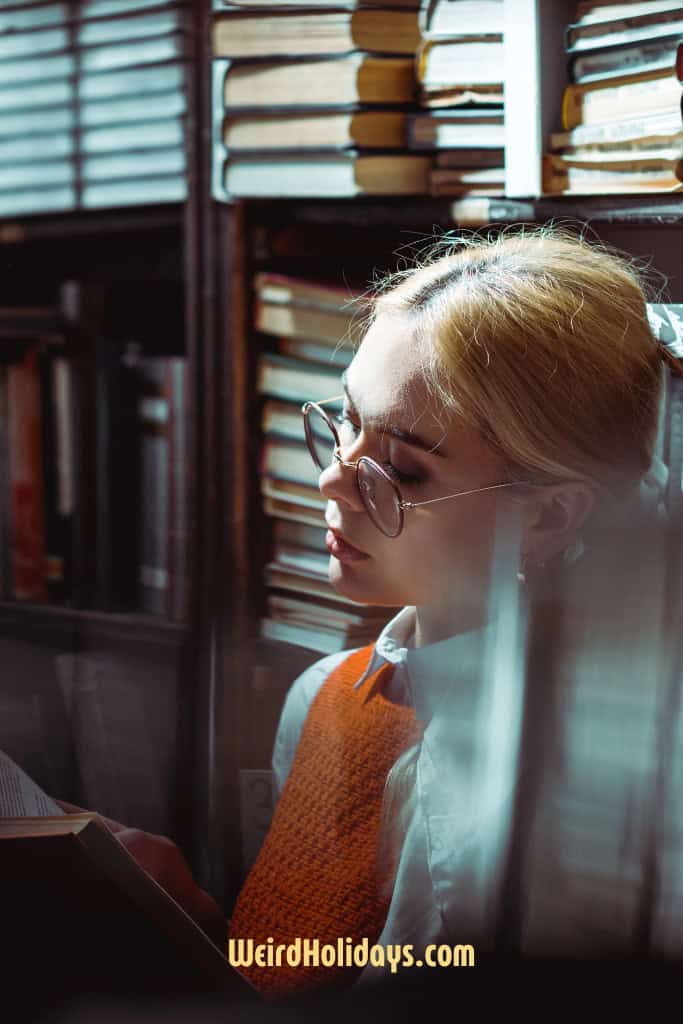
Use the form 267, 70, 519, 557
341, 370, 447, 458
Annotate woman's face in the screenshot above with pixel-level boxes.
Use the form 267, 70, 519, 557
318, 312, 516, 631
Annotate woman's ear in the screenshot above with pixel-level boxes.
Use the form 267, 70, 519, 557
522, 481, 597, 566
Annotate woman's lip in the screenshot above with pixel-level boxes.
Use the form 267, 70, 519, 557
325, 529, 369, 561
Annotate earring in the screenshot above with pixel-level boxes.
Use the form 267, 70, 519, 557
562, 534, 586, 567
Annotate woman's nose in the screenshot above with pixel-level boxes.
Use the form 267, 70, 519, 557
317, 452, 365, 513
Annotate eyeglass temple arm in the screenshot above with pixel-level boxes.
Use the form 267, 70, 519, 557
301, 394, 345, 413
399, 481, 534, 510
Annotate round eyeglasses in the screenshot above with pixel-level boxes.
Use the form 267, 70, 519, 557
301, 395, 533, 538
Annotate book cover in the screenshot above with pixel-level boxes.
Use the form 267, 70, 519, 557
7, 347, 48, 602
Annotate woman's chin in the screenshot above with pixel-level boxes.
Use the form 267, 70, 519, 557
328, 560, 402, 607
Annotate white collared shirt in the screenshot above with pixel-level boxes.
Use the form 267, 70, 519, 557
271, 602, 683, 970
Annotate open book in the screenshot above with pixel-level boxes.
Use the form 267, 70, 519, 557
0, 751, 253, 1004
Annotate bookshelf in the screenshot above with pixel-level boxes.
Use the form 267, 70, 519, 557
0, 0, 211, 914
200, 0, 683, 909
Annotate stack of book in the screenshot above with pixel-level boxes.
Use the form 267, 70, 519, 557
0, 307, 189, 622
407, 0, 506, 197
254, 273, 397, 652
0, 0, 189, 217
211, 0, 434, 197
544, 0, 683, 194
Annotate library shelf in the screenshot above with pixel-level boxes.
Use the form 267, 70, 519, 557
0, 204, 184, 246
0, 601, 186, 651
241, 195, 683, 232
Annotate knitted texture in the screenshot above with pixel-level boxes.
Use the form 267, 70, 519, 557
227, 644, 423, 998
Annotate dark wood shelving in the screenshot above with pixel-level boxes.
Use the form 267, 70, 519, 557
0, 203, 184, 245
242, 193, 683, 231
0, 601, 186, 651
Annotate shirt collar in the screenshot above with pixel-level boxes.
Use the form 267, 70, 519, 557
353, 605, 495, 720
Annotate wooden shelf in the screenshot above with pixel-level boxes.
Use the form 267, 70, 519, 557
239, 194, 683, 231
0, 601, 186, 650
0, 203, 184, 245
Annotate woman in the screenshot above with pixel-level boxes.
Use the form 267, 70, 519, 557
227, 227, 680, 996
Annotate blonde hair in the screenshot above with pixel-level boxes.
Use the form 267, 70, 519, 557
371, 227, 667, 885
367, 226, 664, 506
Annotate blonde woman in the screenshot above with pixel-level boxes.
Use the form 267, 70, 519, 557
228, 228, 680, 999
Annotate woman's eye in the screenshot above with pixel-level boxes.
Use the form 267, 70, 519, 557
334, 412, 422, 487
334, 412, 360, 443
382, 462, 421, 487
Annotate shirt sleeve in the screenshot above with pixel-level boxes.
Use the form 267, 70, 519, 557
271, 648, 362, 805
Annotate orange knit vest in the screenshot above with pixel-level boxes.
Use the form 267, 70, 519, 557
227, 644, 423, 998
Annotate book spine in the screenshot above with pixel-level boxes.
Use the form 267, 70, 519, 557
94, 340, 142, 611
166, 357, 188, 623
7, 348, 48, 602
40, 351, 74, 603
563, 70, 680, 129
0, 364, 8, 600
138, 359, 170, 617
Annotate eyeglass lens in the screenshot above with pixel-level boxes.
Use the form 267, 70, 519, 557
304, 405, 402, 537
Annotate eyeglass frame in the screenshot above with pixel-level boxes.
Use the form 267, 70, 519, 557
301, 394, 536, 538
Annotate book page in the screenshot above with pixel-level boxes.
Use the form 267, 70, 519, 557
0, 749, 63, 817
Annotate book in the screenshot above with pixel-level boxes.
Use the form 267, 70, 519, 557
416, 35, 504, 90
267, 589, 391, 627
221, 54, 417, 108
214, 0, 420, 7
570, 33, 682, 84
261, 398, 308, 443
276, 336, 354, 370
567, 5, 683, 52
256, 298, 356, 344
260, 617, 366, 654
257, 351, 342, 404
0, 810, 249, 1000
262, 476, 327, 511
0, 365, 8, 600
550, 108, 683, 147
212, 9, 421, 57
254, 272, 363, 310
562, 68, 682, 129
272, 517, 328, 551
407, 109, 504, 149
547, 144, 683, 167
429, 166, 505, 197
222, 108, 407, 151
419, 0, 504, 37
223, 151, 431, 197
543, 159, 681, 193
263, 494, 328, 526
138, 359, 170, 617
419, 84, 504, 107
574, 1, 683, 24
166, 357, 189, 624
434, 148, 505, 168
40, 351, 75, 603
260, 437, 320, 488
7, 347, 48, 602
94, 340, 142, 612
266, 560, 373, 601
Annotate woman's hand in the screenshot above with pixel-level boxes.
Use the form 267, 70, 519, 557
54, 799, 228, 950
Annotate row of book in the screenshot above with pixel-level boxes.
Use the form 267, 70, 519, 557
0, 0, 190, 217
544, 1, 683, 194
253, 272, 397, 652
0, 301, 188, 621
211, 0, 506, 199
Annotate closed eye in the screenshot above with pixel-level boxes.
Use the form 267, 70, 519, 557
333, 413, 422, 487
